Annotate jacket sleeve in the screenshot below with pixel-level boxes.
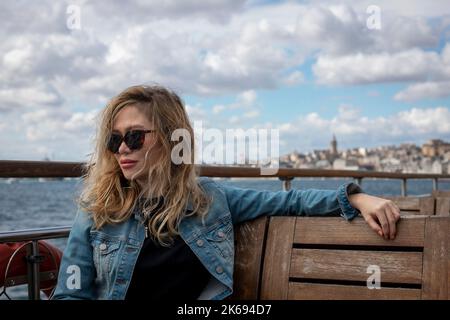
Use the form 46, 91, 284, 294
52, 209, 96, 300
217, 181, 363, 225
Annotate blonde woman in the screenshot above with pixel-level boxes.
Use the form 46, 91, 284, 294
53, 85, 400, 300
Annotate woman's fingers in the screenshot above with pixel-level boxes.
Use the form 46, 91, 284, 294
375, 210, 390, 240
364, 215, 383, 237
385, 208, 397, 239
389, 202, 401, 221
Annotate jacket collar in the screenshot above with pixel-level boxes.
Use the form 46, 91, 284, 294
132, 195, 194, 221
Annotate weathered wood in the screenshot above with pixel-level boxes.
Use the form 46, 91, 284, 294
383, 196, 435, 215
293, 217, 425, 247
435, 198, 450, 217
432, 190, 450, 198
230, 217, 268, 300
383, 196, 421, 211
232, 215, 449, 300
290, 249, 423, 284
287, 282, 421, 300
419, 197, 435, 215
400, 210, 424, 215
422, 217, 449, 299
260, 216, 296, 300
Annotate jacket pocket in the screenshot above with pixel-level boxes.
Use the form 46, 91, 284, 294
90, 232, 121, 280
204, 221, 233, 258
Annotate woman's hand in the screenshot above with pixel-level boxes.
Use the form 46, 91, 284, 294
348, 193, 401, 240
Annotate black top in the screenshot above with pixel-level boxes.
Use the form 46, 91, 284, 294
125, 198, 211, 300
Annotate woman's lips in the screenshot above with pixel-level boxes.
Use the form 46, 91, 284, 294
121, 161, 137, 169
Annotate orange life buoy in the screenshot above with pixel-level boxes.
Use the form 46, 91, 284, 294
0, 240, 62, 299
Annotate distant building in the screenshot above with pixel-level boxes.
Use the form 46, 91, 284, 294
422, 139, 450, 157
333, 158, 359, 170
330, 134, 338, 155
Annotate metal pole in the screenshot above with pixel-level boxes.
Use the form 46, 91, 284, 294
356, 177, 362, 186
433, 178, 438, 191
26, 240, 41, 300
401, 179, 408, 197
279, 177, 294, 191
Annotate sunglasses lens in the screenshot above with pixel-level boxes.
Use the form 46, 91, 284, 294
107, 134, 122, 153
125, 131, 146, 150
107, 130, 148, 153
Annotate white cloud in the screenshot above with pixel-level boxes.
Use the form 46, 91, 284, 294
21, 107, 96, 142
238, 90, 257, 106
0, 1, 445, 107
0, 85, 63, 109
185, 104, 207, 122
395, 82, 450, 101
308, 0, 450, 18
283, 71, 304, 85
212, 105, 226, 114
275, 106, 450, 152
243, 110, 260, 118
313, 48, 448, 85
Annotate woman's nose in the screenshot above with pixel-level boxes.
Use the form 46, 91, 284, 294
118, 141, 131, 154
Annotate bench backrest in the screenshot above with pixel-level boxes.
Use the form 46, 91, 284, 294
432, 190, 450, 198
382, 196, 435, 215
232, 215, 449, 300
382, 195, 450, 216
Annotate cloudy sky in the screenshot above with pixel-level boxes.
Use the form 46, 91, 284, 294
1, 0, 450, 162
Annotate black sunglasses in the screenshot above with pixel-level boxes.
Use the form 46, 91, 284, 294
107, 129, 155, 154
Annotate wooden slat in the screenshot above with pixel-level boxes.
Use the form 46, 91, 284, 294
432, 190, 450, 198
260, 216, 296, 300
383, 196, 435, 215
287, 282, 421, 300
435, 198, 450, 217
419, 197, 435, 215
422, 217, 449, 299
384, 196, 421, 211
230, 216, 268, 300
400, 210, 424, 215
294, 217, 426, 247
290, 249, 423, 284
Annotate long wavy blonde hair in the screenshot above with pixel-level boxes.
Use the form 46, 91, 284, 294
79, 85, 211, 246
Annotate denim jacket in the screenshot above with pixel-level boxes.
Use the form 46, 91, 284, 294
53, 177, 362, 300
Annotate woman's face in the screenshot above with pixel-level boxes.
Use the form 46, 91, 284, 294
111, 105, 161, 186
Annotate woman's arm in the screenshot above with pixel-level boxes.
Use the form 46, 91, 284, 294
218, 181, 400, 239
219, 181, 362, 223
52, 210, 96, 300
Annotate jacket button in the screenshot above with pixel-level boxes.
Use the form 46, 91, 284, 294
216, 266, 223, 274
99, 243, 107, 251
196, 239, 204, 247
217, 231, 225, 238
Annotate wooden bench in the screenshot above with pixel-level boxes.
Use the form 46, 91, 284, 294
432, 190, 450, 198
231, 215, 449, 300
382, 195, 449, 216
432, 191, 450, 216
382, 196, 435, 215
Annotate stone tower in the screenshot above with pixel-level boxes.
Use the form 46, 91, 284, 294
330, 134, 338, 155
